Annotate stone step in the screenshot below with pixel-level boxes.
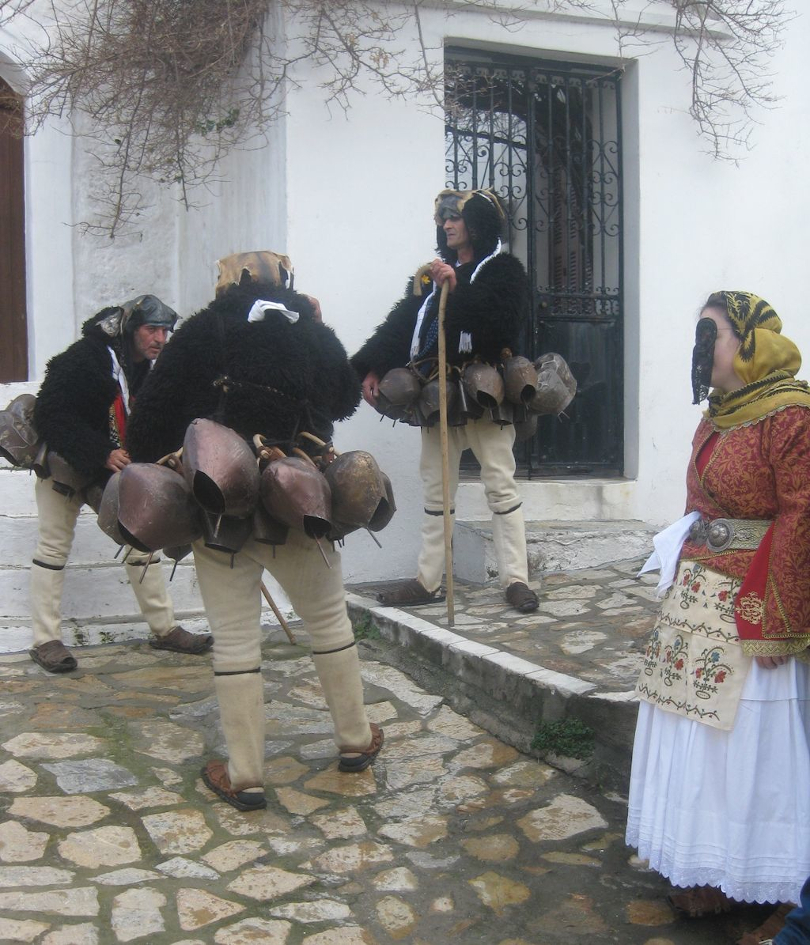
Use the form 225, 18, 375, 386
0, 560, 204, 619
0, 614, 213, 653
347, 590, 641, 792
0, 561, 292, 652
1, 510, 134, 567
454, 519, 656, 583
347, 557, 655, 791
0, 465, 40, 516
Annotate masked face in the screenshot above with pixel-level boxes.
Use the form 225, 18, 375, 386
691, 316, 718, 404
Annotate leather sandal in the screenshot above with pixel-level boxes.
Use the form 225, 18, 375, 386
29, 640, 78, 673
149, 625, 213, 655
667, 885, 736, 918
375, 579, 445, 607
506, 581, 539, 613
736, 903, 794, 945
339, 722, 384, 773
200, 760, 266, 811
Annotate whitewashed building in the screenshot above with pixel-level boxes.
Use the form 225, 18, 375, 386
1, 2, 809, 641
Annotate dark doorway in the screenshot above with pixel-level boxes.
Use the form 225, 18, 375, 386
445, 49, 624, 477
0, 77, 28, 382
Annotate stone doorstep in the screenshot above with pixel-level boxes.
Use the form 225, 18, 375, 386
454, 519, 657, 584
347, 592, 640, 792
0, 562, 204, 621
0, 612, 211, 653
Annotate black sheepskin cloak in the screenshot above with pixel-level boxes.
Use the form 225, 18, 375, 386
126, 282, 361, 463
351, 251, 529, 381
33, 310, 150, 478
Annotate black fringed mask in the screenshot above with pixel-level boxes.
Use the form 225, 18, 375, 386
691, 317, 718, 404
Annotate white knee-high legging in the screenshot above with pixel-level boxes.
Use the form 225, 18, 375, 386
417, 417, 529, 592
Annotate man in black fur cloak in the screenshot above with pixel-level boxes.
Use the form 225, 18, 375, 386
126, 252, 383, 812
30, 295, 213, 674
352, 188, 539, 613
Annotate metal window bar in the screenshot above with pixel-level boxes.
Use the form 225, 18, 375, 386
444, 49, 624, 477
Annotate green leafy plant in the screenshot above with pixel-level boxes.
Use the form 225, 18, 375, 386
352, 613, 380, 642
532, 718, 594, 760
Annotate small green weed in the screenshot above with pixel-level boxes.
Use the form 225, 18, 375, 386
531, 718, 594, 760
353, 613, 381, 642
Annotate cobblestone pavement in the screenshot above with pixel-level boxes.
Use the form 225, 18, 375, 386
0, 617, 774, 945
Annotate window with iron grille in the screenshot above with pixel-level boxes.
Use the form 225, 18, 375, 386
445, 48, 624, 477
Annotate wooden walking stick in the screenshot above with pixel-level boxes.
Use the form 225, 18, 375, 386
435, 280, 455, 626
414, 264, 455, 627
260, 581, 296, 644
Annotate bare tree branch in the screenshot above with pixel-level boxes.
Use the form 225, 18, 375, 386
0, 0, 794, 233
669, 0, 791, 158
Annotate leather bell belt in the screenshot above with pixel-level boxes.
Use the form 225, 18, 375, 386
688, 516, 772, 554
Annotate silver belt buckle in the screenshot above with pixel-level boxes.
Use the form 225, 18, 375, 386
688, 518, 706, 544
705, 518, 734, 553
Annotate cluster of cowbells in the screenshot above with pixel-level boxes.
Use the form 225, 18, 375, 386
375, 353, 577, 436
0, 399, 395, 566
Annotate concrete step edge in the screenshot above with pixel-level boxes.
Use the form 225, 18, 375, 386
347, 592, 639, 791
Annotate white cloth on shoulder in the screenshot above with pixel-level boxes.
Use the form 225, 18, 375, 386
247, 300, 298, 324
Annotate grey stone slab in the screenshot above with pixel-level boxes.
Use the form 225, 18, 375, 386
42, 759, 138, 794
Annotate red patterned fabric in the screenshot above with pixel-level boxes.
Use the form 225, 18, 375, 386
109, 392, 127, 449
695, 431, 719, 477
735, 526, 773, 641
680, 407, 810, 648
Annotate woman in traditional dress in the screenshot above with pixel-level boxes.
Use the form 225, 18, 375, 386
626, 291, 810, 945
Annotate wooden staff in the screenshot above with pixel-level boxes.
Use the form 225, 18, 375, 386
414, 264, 454, 627
260, 581, 296, 644
436, 280, 455, 627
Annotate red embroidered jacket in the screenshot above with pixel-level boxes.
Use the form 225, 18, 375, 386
680, 407, 810, 654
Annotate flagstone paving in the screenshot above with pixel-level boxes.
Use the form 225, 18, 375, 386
0, 620, 774, 944
352, 559, 661, 697
348, 560, 662, 789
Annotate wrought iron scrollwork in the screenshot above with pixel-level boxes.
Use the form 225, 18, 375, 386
445, 49, 624, 476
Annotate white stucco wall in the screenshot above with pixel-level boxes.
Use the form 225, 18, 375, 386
1, 8, 180, 375
174, 2, 289, 316
2, 0, 810, 603
263, 2, 810, 580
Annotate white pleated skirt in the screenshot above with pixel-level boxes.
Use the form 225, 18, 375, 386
626, 657, 810, 904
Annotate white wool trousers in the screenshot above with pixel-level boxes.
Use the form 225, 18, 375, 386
417, 416, 529, 593
31, 475, 176, 647
192, 530, 372, 788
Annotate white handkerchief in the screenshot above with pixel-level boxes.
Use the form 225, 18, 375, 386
638, 510, 701, 598
247, 300, 299, 323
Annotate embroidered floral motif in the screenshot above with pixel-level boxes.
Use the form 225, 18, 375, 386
736, 591, 764, 627
635, 681, 720, 723
636, 560, 750, 731
662, 635, 687, 687
692, 646, 734, 700
642, 628, 661, 676
678, 568, 701, 610
672, 562, 737, 626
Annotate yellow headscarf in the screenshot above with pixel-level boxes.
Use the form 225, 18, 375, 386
705, 291, 810, 429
